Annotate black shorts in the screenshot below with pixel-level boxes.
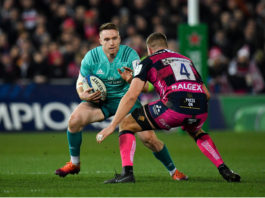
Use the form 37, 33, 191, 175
131, 105, 159, 131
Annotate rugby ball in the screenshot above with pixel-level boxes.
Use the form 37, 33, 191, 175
82, 75, 107, 101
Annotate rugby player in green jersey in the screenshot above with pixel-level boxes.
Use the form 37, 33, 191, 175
55, 23, 187, 182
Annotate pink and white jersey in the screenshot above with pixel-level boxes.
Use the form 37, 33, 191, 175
134, 49, 207, 115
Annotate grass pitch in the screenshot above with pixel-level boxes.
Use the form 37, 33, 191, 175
0, 131, 265, 197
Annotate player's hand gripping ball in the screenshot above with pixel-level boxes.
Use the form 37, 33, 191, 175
83, 75, 107, 101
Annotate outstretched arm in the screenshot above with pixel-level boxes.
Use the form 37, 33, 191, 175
118, 66, 150, 92
96, 78, 145, 143
118, 67, 133, 83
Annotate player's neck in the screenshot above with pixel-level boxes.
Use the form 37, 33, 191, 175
105, 53, 117, 63
153, 47, 166, 53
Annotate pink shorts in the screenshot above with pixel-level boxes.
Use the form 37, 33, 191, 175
145, 100, 208, 132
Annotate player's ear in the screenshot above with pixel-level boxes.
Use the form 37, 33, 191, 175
99, 37, 103, 45
147, 46, 152, 55
118, 34, 121, 44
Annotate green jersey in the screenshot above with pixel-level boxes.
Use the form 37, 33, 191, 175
80, 45, 140, 100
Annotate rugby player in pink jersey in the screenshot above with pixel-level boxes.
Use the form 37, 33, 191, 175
97, 32, 240, 183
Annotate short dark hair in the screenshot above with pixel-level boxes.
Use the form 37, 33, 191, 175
99, 23, 119, 33
146, 32, 168, 48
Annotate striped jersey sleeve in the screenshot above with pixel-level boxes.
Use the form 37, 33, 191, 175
80, 47, 101, 77
120, 45, 140, 70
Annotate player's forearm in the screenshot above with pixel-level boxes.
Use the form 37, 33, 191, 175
76, 73, 84, 99
76, 87, 84, 99
202, 84, 211, 100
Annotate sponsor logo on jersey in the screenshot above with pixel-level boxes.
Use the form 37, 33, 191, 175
134, 64, 142, 76
162, 57, 191, 65
132, 60, 140, 69
106, 79, 122, 85
172, 82, 203, 92
152, 104, 162, 115
180, 93, 200, 110
96, 69, 104, 74
185, 98, 196, 107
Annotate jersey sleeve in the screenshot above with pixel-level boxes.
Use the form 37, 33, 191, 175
133, 57, 152, 82
191, 62, 203, 84
127, 48, 140, 72
80, 51, 93, 77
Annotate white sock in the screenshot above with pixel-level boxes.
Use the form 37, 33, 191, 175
169, 168, 177, 176
71, 156, 80, 165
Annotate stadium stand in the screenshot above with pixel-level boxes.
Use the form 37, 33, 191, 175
0, 0, 265, 94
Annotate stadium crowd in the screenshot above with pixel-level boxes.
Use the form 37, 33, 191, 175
0, 0, 265, 94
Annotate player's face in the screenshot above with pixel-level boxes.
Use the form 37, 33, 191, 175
99, 29, 121, 56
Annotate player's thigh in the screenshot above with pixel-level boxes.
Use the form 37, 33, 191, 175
119, 104, 156, 132
70, 102, 104, 126
119, 114, 143, 132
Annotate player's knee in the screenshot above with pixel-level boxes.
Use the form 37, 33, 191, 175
120, 118, 130, 131
188, 128, 205, 141
68, 113, 83, 132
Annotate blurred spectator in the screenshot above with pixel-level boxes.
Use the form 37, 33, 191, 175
0, 32, 9, 53
31, 51, 49, 83
83, 10, 99, 42
20, 0, 38, 33
129, 0, 155, 20
0, 0, 264, 97
208, 47, 231, 93
48, 42, 66, 78
134, 15, 150, 38
254, 42, 265, 92
67, 53, 82, 78
243, 19, 263, 56
228, 45, 264, 94
62, 18, 76, 34
0, 53, 20, 83
32, 24, 50, 48
167, 39, 178, 52
0, 0, 14, 20
101, 0, 125, 23
74, 5, 86, 38
123, 34, 146, 57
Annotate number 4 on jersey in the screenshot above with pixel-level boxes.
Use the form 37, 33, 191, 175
180, 63, 190, 79
170, 62, 196, 81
